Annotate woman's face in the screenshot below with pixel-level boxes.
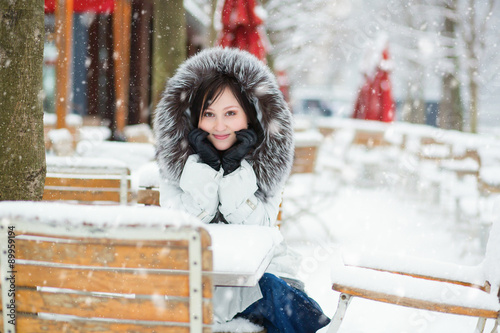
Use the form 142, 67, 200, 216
198, 87, 248, 151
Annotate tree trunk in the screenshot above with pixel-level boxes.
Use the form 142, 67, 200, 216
0, 1, 46, 201
402, 61, 426, 124
439, 0, 463, 131
468, 65, 479, 133
208, 0, 218, 46
151, 0, 187, 110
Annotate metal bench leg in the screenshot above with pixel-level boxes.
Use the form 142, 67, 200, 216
327, 293, 352, 333
475, 318, 486, 333
489, 316, 499, 333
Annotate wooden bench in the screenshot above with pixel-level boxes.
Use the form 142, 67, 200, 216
478, 166, 500, 197
0, 201, 213, 332
328, 217, 500, 333
43, 156, 133, 205
351, 129, 391, 148
418, 137, 452, 161
281, 131, 336, 240
440, 148, 481, 180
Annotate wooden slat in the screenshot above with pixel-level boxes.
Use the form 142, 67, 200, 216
16, 238, 212, 271
353, 131, 389, 148
16, 265, 213, 298
16, 289, 212, 324
42, 189, 129, 202
137, 188, 160, 206
15, 314, 213, 333
332, 284, 499, 319
15, 229, 212, 251
45, 177, 125, 188
478, 178, 500, 195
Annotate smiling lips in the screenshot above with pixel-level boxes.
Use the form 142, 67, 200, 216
213, 134, 230, 140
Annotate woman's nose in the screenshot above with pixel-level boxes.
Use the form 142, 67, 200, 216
214, 118, 226, 131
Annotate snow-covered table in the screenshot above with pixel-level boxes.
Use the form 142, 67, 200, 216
206, 224, 283, 287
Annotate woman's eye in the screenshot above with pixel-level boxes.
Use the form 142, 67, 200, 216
203, 112, 214, 117
226, 111, 236, 116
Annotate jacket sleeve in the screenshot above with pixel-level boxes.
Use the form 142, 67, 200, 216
219, 159, 281, 226
159, 154, 223, 223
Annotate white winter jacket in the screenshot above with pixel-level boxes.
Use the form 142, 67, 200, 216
160, 155, 300, 322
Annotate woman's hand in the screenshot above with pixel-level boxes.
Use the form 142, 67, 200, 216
221, 129, 257, 175
188, 128, 221, 171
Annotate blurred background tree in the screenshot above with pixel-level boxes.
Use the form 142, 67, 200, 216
152, 0, 187, 109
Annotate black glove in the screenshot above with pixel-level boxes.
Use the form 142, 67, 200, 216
221, 129, 257, 175
188, 128, 221, 171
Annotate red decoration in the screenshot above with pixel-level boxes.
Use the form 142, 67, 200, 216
45, 0, 115, 14
353, 46, 395, 122
217, 0, 267, 61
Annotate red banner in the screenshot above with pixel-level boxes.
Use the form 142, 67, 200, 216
45, 0, 115, 14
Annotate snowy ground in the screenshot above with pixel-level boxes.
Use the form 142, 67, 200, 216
280, 144, 495, 332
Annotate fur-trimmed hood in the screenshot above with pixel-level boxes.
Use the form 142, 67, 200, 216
154, 47, 294, 200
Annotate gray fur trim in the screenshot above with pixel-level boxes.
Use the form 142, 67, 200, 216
154, 47, 294, 200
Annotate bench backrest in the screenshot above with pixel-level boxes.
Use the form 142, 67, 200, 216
43, 156, 132, 205
0, 202, 213, 333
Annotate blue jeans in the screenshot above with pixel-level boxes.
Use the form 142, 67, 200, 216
235, 273, 330, 333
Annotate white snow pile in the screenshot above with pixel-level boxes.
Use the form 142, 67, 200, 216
137, 161, 161, 188
44, 112, 83, 127
46, 155, 128, 170
481, 166, 500, 185
78, 126, 112, 142
76, 141, 156, 172
213, 317, 264, 332
294, 129, 323, 146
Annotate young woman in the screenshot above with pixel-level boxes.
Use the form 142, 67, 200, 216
154, 47, 330, 332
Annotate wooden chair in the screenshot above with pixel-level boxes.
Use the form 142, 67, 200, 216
477, 166, 500, 232
440, 148, 481, 180
345, 127, 399, 188
418, 137, 452, 161
439, 148, 482, 222
136, 161, 161, 206
282, 131, 336, 240
290, 139, 321, 174
0, 201, 213, 333
327, 216, 500, 333
351, 129, 391, 149
43, 156, 133, 205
